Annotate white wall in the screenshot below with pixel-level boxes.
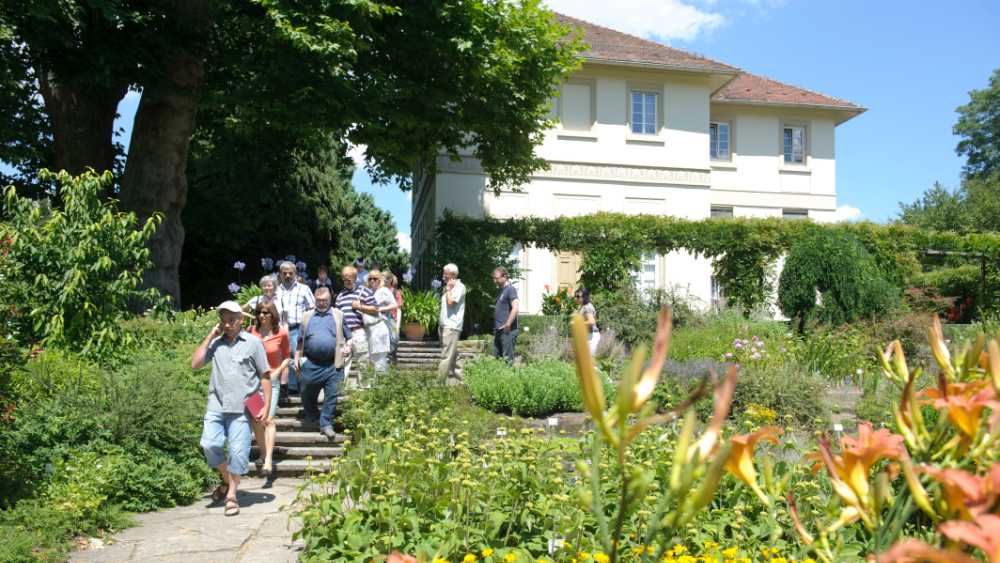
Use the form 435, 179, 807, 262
418, 65, 849, 314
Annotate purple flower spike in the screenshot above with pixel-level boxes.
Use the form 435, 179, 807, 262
430, 278, 442, 290
261, 257, 274, 270
284, 254, 296, 263
228, 282, 240, 294
234, 261, 246, 271
295, 261, 307, 272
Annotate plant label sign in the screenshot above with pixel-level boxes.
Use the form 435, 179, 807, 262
548, 539, 565, 555
548, 417, 558, 427
833, 423, 844, 432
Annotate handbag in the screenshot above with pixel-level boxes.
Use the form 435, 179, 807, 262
362, 312, 381, 328
384, 315, 398, 345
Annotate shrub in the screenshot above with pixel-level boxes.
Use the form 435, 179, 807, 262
669, 308, 791, 363
790, 319, 871, 384
730, 363, 830, 429
338, 367, 522, 445
592, 287, 700, 349
0, 170, 170, 360
593, 326, 629, 376
0, 353, 210, 509
778, 230, 899, 327
910, 265, 979, 304
464, 357, 614, 417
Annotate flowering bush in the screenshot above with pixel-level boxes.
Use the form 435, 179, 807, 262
541, 285, 574, 319
294, 310, 1000, 563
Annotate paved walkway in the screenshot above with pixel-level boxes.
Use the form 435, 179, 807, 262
69, 478, 304, 563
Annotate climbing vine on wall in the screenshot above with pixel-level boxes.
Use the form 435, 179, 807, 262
430, 210, 1000, 314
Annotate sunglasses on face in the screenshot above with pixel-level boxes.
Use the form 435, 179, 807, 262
257, 311, 271, 315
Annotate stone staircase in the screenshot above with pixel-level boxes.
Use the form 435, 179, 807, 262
248, 393, 346, 477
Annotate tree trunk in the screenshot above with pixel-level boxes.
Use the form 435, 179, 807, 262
119, 48, 205, 309
36, 74, 128, 192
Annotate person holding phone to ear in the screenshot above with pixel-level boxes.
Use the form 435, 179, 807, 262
190, 301, 271, 517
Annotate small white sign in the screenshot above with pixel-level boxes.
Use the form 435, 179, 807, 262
548, 417, 558, 427
548, 539, 566, 555
834, 423, 844, 432
857, 369, 863, 375
496, 429, 507, 437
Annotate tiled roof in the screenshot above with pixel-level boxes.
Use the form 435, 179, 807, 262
555, 13, 864, 111
554, 13, 740, 72
712, 73, 863, 109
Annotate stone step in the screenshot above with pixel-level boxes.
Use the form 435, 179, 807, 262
246, 458, 336, 477
250, 446, 342, 459
396, 341, 443, 348
270, 431, 348, 446
272, 418, 346, 431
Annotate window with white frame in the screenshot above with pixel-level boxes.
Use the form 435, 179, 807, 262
710, 122, 731, 159
710, 276, 724, 308
710, 206, 734, 218
634, 252, 657, 291
783, 126, 805, 164
630, 92, 657, 135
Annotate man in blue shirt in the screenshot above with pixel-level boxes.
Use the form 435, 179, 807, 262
295, 287, 353, 437
492, 266, 519, 366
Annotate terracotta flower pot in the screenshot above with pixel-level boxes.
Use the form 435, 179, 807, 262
403, 322, 425, 340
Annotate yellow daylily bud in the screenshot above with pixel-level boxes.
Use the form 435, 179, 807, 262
627, 307, 672, 413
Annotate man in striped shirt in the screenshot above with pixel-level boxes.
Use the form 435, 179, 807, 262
336, 266, 379, 386
276, 260, 315, 396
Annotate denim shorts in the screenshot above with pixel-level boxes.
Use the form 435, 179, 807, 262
200, 410, 253, 474
259, 377, 280, 417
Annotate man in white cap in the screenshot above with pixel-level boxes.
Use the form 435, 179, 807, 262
190, 301, 271, 517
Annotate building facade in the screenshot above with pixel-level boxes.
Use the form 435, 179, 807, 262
411, 13, 866, 314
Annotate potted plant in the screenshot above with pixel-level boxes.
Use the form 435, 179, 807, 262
400, 287, 441, 339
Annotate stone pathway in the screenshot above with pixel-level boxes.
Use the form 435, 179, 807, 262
69, 477, 304, 563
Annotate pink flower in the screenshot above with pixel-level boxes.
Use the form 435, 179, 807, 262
725, 352, 733, 358
735, 343, 742, 349
750, 353, 762, 360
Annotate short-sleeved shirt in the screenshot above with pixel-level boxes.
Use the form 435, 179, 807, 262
204, 332, 270, 414
302, 309, 353, 361
336, 285, 377, 330
392, 288, 403, 323
275, 281, 315, 326
494, 284, 519, 330
249, 325, 291, 374
440, 280, 466, 331
579, 303, 598, 332
356, 268, 370, 284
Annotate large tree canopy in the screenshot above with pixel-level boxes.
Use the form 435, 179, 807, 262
1, 0, 583, 307
955, 68, 1000, 179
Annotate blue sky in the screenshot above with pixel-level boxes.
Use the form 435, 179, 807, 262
33, 0, 1000, 251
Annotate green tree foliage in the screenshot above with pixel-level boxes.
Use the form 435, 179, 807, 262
955, 68, 1000, 179
778, 230, 898, 327
0, 170, 167, 358
182, 127, 408, 307
431, 210, 521, 332
0, 31, 51, 199
897, 181, 969, 233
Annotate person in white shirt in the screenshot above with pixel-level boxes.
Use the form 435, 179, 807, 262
438, 263, 466, 376
354, 258, 370, 284
274, 261, 315, 396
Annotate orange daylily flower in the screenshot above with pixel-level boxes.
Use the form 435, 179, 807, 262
919, 464, 1000, 521
874, 540, 977, 563
724, 427, 783, 506
918, 381, 999, 438
786, 491, 814, 545
806, 423, 905, 529
939, 513, 1000, 563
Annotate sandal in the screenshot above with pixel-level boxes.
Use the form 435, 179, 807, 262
224, 499, 240, 517
211, 483, 229, 503
255, 458, 265, 470
261, 462, 273, 476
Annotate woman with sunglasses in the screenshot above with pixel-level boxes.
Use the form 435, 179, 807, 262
365, 269, 398, 373
248, 299, 289, 475
574, 288, 600, 356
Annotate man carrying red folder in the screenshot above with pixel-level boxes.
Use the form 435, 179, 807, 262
191, 301, 272, 517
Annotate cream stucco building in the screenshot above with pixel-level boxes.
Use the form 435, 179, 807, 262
411, 13, 866, 314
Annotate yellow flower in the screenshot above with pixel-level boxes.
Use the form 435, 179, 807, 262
594, 554, 610, 563
721, 548, 739, 559
724, 427, 784, 506
576, 553, 590, 560
482, 550, 494, 558
702, 542, 718, 551
504, 554, 517, 563
465, 555, 478, 563
434, 559, 448, 563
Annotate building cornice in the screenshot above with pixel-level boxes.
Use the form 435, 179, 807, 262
436, 156, 712, 188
